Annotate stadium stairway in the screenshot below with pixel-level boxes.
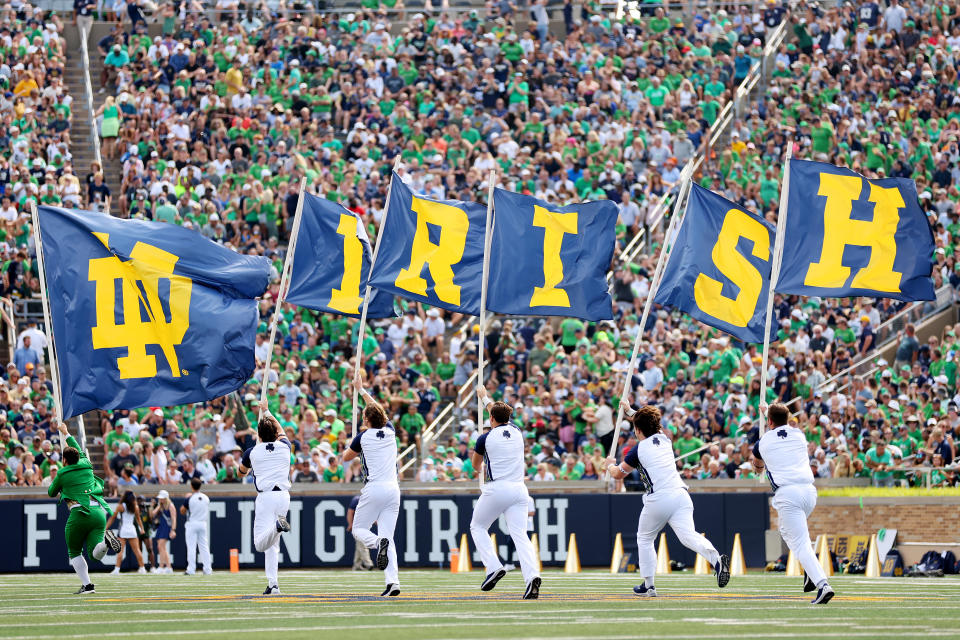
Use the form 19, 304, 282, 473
79, 410, 105, 473
67, 24, 123, 217
62, 52, 101, 202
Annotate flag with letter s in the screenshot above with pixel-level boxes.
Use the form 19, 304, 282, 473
486, 189, 617, 320
368, 174, 487, 315
285, 193, 396, 318
37, 206, 272, 418
654, 184, 777, 343
775, 159, 935, 301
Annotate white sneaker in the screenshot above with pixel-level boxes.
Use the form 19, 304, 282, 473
110, 567, 120, 575
149, 567, 157, 574
165, 567, 174, 574
137, 567, 147, 574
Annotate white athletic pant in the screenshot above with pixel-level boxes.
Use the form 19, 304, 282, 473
352, 481, 401, 586
636, 488, 720, 579
772, 484, 827, 586
470, 481, 540, 585
254, 490, 290, 588
185, 521, 211, 574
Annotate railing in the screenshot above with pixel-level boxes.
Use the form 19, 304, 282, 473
784, 284, 955, 417
631, 19, 787, 254
79, 27, 104, 172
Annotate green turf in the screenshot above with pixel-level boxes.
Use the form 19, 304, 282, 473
2, 570, 957, 639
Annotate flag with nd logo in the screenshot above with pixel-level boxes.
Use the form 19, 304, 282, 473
654, 184, 777, 343
368, 174, 487, 315
38, 206, 272, 418
285, 194, 396, 318
776, 159, 935, 301
487, 189, 617, 320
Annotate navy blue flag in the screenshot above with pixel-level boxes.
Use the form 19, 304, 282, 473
37, 206, 271, 418
776, 159, 935, 301
285, 194, 395, 318
654, 184, 777, 343
368, 174, 487, 315
487, 189, 616, 320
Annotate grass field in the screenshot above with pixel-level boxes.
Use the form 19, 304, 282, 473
2, 570, 958, 640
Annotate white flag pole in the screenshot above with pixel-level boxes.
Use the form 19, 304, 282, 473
477, 170, 497, 430
29, 202, 66, 437
758, 143, 793, 435
258, 176, 307, 421
608, 174, 692, 464
351, 156, 402, 438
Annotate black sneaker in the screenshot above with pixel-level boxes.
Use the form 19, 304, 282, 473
633, 584, 658, 597
522, 576, 541, 600
263, 585, 282, 596
74, 584, 95, 595
381, 583, 400, 597
802, 573, 816, 593
376, 538, 390, 570
104, 530, 121, 554
480, 568, 506, 591
275, 515, 291, 533
811, 584, 834, 605
715, 554, 730, 588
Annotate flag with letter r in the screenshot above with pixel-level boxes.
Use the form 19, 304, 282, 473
775, 159, 935, 301
37, 205, 272, 418
285, 193, 396, 318
368, 173, 487, 315
654, 184, 777, 343
486, 189, 617, 320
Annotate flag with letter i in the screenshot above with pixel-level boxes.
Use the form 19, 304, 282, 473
654, 184, 777, 343
368, 173, 487, 315
486, 189, 618, 320
285, 193, 396, 318
36, 205, 272, 419
775, 159, 935, 301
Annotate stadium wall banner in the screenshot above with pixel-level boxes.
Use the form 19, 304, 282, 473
5, 493, 769, 573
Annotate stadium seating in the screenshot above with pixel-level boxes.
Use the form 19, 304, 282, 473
0, 0, 956, 492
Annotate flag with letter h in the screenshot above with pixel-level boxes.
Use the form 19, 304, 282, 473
654, 184, 777, 343
775, 159, 935, 301
37, 206, 272, 418
486, 189, 617, 320
368, 173, 487, 315
285, 193, 395, 318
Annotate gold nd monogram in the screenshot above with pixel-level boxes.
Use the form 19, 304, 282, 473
88, 233, 192, 379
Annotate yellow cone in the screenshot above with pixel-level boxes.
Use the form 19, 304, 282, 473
530, 533, 542, 573
730, 533, 747, 576
785, 549, 801, 577
457, 533, 473, 572
656, 532, 672, 574
694, 533, 712, 574
610, 533, 624, 573
817, 535, 833, 577
564, 533, 581, 573
865, 534, 881, 578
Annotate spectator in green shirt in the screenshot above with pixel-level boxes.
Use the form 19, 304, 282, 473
865, 440, 895, 487
560, 318, 585, 352
674, 427, 705, 461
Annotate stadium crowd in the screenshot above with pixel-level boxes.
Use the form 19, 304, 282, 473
0, 0, 958, 492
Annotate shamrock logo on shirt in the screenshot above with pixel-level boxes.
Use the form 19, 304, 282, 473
777, 429, 788, 439
502, 430, 511, 438
376, 431, 385, 439
651, 436, 660, 446
266, 443, 274, 451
